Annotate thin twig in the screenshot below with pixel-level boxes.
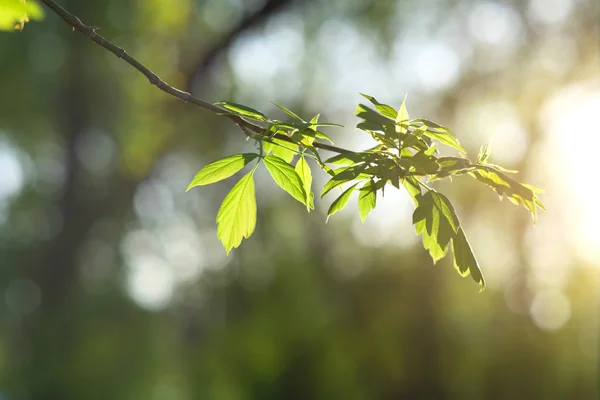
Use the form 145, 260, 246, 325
39, 0, 354, 155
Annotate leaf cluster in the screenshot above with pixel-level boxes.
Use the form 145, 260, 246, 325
188, 95, 545, 289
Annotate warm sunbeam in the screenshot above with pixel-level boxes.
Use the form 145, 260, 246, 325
543, 79, 600, 265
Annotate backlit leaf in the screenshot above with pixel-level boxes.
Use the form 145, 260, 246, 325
322, 164, 369, 197
263, 155, 307, 206
358, 180, 377, 222
216, 169, 257, 254
0, 0, 44, 31
395, 95, 409, 135
327, 183, 358, 220
452, 227, 485, 290
187, 153, 259, 191
273, 102, 304, 121
295, 156, 314, 211
215, 101, 268, 121
360, 93, 398, 119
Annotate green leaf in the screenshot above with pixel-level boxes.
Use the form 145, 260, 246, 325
215, 101, 268, 121
267, 139, 298, 163
477, 144, 491, 164
321, 164, 369, 197
358, 180, 377, 222
0, 0, 44, 31
273, 102, 304, 121
356, 104, 396, 127
187, 153, 259, 191
216, 169, 257, 254
263, 155, 307, 206
411, 119, 466, 153
359, 93, 398, 119
324, 152, 374, 165
395, 95, 409, 135
363, 129, 398, 149
357, 121, 385, 132
412, 190, 460, 264
295, 156, 314, 211
402, 176, 422, 204
452, 227, 485, 290
327, 183, 359, 221
469, 165, 545, 221
315, 130, 335, 144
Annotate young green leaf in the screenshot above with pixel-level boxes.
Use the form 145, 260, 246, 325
402, 177, 422, 204
327, 183, 359, 221
411, 119, 466, 153
360, 93, 398, 119
395, 95, 409, 135
295, 156, 314, 211
187, 153, 259, 191
263, 155, 307, 206
412, 190, 459, 264
477, 144, 491, 164
216, 169, 258, 254
469, 165, 545, 221
0, 0, 44, 31
273, 102, 304, 121
422, 129, 466, 153
324, 152, 374, 165
268, 139, 298, 163
452, 227, 485, 290
321, 164, 369, 197
215, 101, 268, 121
358, 180, 377, 222
356, 104, 396, 127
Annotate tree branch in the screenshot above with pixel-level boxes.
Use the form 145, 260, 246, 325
39, 0, 354, 156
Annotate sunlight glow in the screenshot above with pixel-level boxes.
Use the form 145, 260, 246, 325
542, 82, 600, 266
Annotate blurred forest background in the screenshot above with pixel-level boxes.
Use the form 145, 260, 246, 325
1, 0, 599, 398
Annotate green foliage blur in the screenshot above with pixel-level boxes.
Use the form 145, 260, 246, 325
0, 0, 598, 399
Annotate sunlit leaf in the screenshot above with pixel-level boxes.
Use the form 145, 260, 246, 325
0, 0, 44, 31
359, 93, 398, 119
356, 104, 396, 127
422, 129, 466, 153
263, 155, 307, 206
395, 95, 409, 135
411, 119, 466, 153
215, 101, 268, 121
324, 152, 373, 165
477, 143, 491, 164
295, 156, 314, 211
268, 139, 298, 163
187, 153, 259, 191
315, 130, 335, 144
412, 190, 460, 264
469, 165, 545, 221
402, 176, 422, 203
321, 164, 369, 197
216, 169, 257, 254
358, 180, 377, 222
327, 183, 358, 221
273, 102, 304, 121
452, 227, 485, 290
